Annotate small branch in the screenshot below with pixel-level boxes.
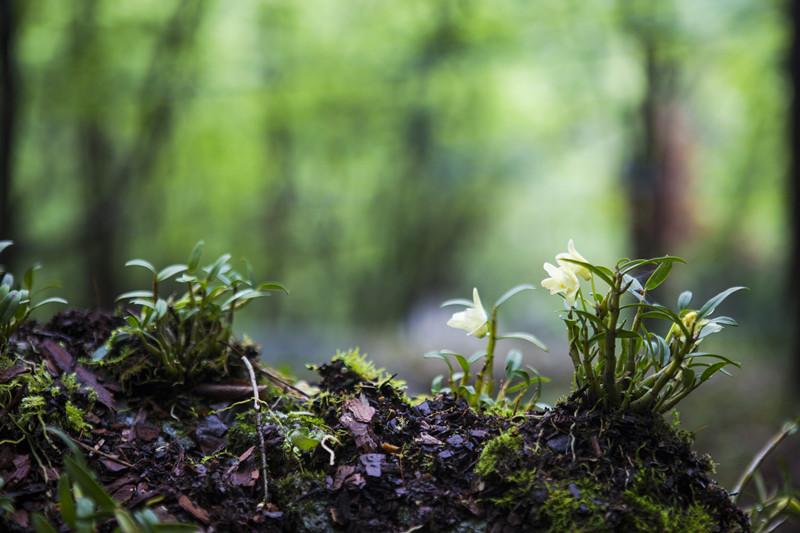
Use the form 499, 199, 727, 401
194, 383, 271, 400
241, 356, 269, 504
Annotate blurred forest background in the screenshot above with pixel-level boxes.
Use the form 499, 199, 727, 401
0, 0, 797, 486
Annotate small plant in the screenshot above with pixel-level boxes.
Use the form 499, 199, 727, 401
32, 428, 196, 533
426, 286, 548, 410
0, 241, 67, 355
734, 418, 800, 533
540, 239, 744, 413
94, 242, 287, 388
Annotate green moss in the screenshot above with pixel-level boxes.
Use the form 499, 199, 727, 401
540, 483, 607, 533
64, 401, 91, 434
332, 349, 406, 389
622, 491, 714, 532
475, 429, 522, 478
615, 467, 715, 532
274, 471, 333, 532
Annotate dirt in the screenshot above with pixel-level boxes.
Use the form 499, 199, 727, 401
0, 309, 749, 532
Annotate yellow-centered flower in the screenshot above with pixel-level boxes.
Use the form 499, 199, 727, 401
447, 288, 489, 338
556, 239, 591, 281
541, 262, 579, 306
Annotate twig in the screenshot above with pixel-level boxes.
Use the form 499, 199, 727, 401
732, 419, 799, 503
223, 342, 309, 400
241, 356, 269, 504
74, 440, 134, 468
194, 383, 271, 400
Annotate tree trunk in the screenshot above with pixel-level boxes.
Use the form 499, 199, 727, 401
0, 0, 18, 260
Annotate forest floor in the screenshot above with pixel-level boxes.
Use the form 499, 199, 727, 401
1, 310, 749, 532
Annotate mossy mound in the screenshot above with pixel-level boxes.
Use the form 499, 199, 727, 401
0, 311, 748, 532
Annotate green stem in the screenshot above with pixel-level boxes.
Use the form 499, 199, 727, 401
476, 308, 498, 398
602, 275, 622, 408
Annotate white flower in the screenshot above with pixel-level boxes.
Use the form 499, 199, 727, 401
541, 262, 579, 306
447, 288, 489, 337
556, 239, 591, 281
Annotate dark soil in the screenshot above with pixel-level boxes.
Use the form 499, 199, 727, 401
0, 309, 749, 532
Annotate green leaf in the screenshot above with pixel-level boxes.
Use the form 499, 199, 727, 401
58, 474, 77, 528
619, 256, 685, 275
505, 350, 522, 377
559, 258, 614, 286
31, 297, 68, 310
677, 291, 692, 310
0, 291, 21, 323
700, 362, 729, 382
623, 274, 646, 301
452, 354, 471, 375
468, 351, 487, 364
645, 261, 672, 291
125, 259, 157, 274
697, 287, 747, 319
157, 264, 188, 282
681, 368, 695, 389
115, 509, 141, 533
187, 241, 205, 271
63, 455, 117, 513
23, 265, 41, 292
685, 352, 741, 367
497, 332, 548, 352
31, 514, 58, 533
116, 290, 155, 302
431, 375, 444, 394
255, 281, 289, 294
614, 329, 641, 339
91, 345, 110, 362
155, 299, 168, 319
710, 316, 738, 327
494, 284, 535, 309
440, 298, 473, 308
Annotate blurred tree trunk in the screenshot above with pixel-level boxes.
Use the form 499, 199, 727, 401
622, 5, 695, 261
789, 0, 800, 389
0, 0, 18, 260
72, 0, 207, 307
355, 2, 483, 323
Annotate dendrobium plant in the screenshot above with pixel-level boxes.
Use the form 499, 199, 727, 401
427, 285, 548, 411
541, 240, 745, 414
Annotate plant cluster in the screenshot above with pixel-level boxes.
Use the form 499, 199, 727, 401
427, 285, 549, 412
94, 242, 287, 388
539, 240, 744, 413
0, 241, 67, 355
426, 240, 745, 417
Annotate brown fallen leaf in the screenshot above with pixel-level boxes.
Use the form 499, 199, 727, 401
178, 494, 210, 524
41, 339, 75, 374
75, 366, 115, 411
100, 457, 129, 472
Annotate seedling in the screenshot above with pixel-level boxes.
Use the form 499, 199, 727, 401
540, 240, 745, 413
0, 241, 67, 355
94, 242, 287, 388
427, 285, 548, 410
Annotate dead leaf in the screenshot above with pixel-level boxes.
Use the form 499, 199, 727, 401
100, 458, 129, 472
344, 394, 376, 423
178, 494, 210, 524
75, 366, 115, 411
42, 340, 75, 374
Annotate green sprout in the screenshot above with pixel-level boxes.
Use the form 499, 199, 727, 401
426, 285, 548, 410
94, 241, 287, 388
540, 239, 745, 413
0, 241, 67, 355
